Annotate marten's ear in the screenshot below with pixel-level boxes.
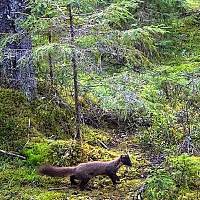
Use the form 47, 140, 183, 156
120, 155, 127, 160
120, 155, 127, 162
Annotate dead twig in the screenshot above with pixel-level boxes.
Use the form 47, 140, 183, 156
98, 140, 108, 149
0, 149, 26, 160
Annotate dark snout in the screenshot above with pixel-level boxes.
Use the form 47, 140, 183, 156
125, 156, 133, 167
127, 162, 132, 167
121, 154, 133, 167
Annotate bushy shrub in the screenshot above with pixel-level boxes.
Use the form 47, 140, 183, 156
144, 169, 177, 200
149, 0, 187, 18
167, 154, 200, 188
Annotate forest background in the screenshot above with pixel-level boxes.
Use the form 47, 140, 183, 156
0, 0, 200, 199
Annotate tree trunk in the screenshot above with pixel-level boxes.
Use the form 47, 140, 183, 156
48, 31, 54, 85
0, 0, 37, 100
68, 4, 81, 140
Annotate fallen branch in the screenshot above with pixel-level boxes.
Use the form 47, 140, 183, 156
0, 149, 26, 160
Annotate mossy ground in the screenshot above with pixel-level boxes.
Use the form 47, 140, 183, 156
0, 69, 199, 199
0, 158, 143, 200
0, 139, 144, 200
0, 87, 144, 199
1, 146, 199, 199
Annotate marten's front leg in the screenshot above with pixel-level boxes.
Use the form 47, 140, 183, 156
108, 173, 120, 185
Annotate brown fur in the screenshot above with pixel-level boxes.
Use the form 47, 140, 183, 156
38, 155, 132, 190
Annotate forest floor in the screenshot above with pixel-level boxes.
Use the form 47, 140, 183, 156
0, 136, 146, 200
1, 131, 200, 200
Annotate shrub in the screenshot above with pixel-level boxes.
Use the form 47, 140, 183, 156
144, 169, 177, 200
167, 154, 200, 188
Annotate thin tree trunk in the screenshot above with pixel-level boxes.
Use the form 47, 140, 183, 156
48, 31, 54, 85
0, 0, 37, 100
68, 4, 81, 140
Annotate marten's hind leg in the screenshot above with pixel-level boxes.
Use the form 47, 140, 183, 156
79, 177, 90, 190
70, 175, 78, 185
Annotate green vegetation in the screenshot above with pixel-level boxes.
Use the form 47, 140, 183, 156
0, 88, 74, 151
145, 170, 177, 200
0, 0, 200, 199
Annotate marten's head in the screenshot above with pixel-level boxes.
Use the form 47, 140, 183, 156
120, 154, 132, 167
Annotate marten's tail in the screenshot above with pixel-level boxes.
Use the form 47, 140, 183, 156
38, 165, 76, 177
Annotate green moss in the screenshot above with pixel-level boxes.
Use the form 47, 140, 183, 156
30, 98, 74, 139
23, 139, 83, 166
82, 142, 120, 162
81, 125, 111, 146
0, 89, 33, 150
0, 151, 142, 200
177, 190, 200, 200
23, 141, 49, 165
23, 136, 123, 166
186, 0, 200, 10
48, 140, 84, 166
0, 167, 39, 187
0, 88, 75, 151
0, 186, 66, 200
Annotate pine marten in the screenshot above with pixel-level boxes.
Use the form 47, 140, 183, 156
39, 154, 132, 190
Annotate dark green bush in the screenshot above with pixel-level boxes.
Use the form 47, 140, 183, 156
149, 0, 187, 19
